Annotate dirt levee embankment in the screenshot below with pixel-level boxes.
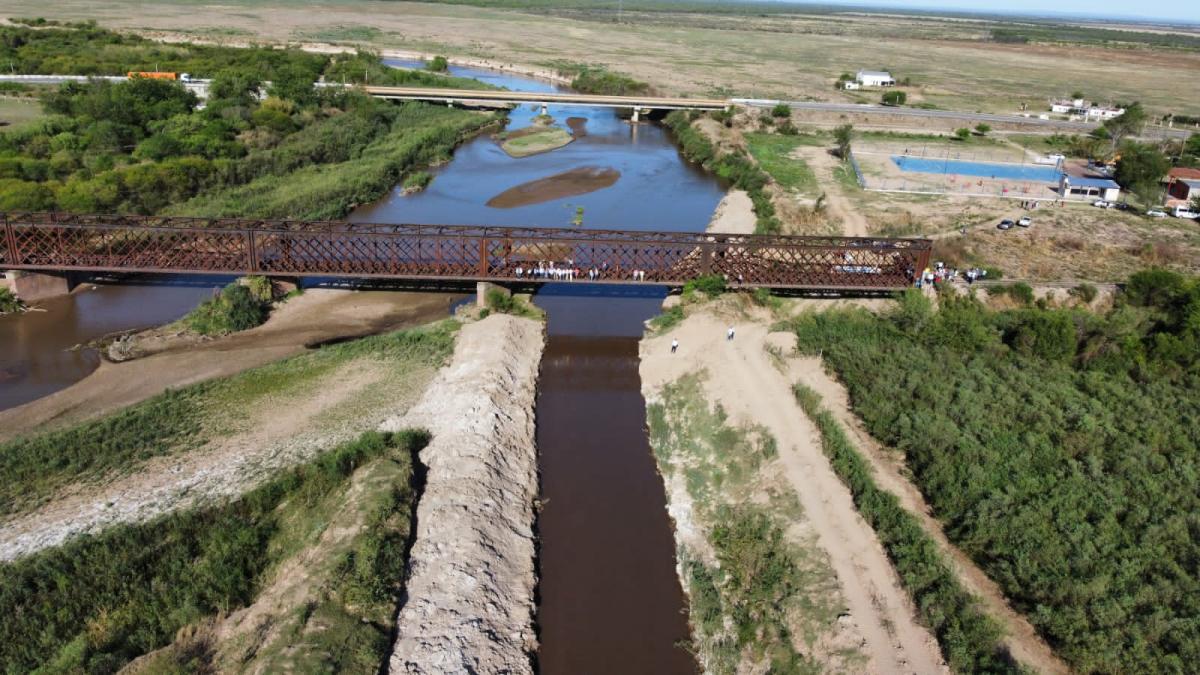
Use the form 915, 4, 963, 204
383, 314, 544, 674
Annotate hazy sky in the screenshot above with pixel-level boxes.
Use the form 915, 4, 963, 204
800, 0, 1200, 23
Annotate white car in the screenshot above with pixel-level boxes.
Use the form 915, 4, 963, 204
1092, 199, 1111, 208
1017, 216, 1032, 227
1146, 209, 1168, 218
1173, 206, 1200, 219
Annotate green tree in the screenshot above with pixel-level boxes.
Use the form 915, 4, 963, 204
833, 123, 854, 159
1114, 141, 1170, 193
1101, 102, 1147, 156
954, 127, 972, 141
975, 123, 991, 135
881, 90, 906, 106
426, 55, 449, 72
770, 103, 791, 118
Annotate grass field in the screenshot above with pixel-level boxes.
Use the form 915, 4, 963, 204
0, 97, 45, 133
744, 132, 820, 197
4, 1, 1199, 116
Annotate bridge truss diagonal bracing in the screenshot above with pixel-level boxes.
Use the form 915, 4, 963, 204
1, 213, 931, 291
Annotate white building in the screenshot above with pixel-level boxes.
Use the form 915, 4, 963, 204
855, 70, 896, 88
1049, 98, 1125, 121
1059, 175, 1121, 202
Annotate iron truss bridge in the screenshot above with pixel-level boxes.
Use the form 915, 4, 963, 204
1, 213, 931, 291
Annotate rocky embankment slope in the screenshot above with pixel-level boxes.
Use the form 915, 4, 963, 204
384, 314, 544, 674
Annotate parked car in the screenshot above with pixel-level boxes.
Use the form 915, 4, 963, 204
1172, 205, 1199, 219
997, 219, 1014, 230
1146, 209, 1168, 218
1114, 202, 1134, 211
1092, 199, 1112, 208
1017, 216, 1033, 227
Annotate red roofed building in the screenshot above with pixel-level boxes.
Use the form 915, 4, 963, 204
1167, 167, 1200, 203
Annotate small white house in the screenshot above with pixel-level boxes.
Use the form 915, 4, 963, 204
856, 70, 896, 88
1049, 98, 1125, 121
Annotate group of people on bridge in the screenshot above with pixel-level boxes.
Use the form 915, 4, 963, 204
511, 261, 654, 282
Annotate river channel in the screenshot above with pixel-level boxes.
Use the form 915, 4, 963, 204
0, 59, 727, 671
361, 60, 724, 673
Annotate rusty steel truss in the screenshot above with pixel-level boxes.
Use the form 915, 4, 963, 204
1, 213, 931, 291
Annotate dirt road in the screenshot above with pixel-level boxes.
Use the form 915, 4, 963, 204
641, 306, 945, 674
0, 288, 459, 442
796, 146, 871, 236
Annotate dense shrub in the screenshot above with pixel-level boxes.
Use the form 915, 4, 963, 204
0, 429, 428, 674
793, 384, 1015, 673
789, 273, 1200, 672
569, 67, 649, 95
770, 103, 791, 118
664, 111, 780, 233
185, 283, 267, 335
684, 274, 728, 296
0, 288, 22, 314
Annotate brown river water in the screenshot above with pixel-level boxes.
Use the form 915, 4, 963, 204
0, 59, 727, 672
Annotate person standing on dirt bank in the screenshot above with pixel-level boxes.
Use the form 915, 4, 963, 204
727, 326, 735, 341
671, 338, 679, 354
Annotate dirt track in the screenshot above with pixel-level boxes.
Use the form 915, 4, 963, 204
641, 305, 945, 674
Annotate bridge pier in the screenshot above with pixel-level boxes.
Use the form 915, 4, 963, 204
539, 103, 548, 117
3, 270, 74, 302
477, 281, 510, 309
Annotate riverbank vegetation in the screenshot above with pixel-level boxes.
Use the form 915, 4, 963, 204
0, 288, 23, 314
744, 132, 819, 196
0, 321, 457, 517
0, 428, 427, 674
664, 110, 781, 233
787, 273, 1200, 673
0, 23, 495, 218
184, 282, 268, 336
648, 374, 850, 673
547, 61, 649, 95
792, 383, 1014, 673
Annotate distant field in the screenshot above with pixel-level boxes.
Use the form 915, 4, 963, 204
3, 1, 1199, 116
0, 98, 44, 133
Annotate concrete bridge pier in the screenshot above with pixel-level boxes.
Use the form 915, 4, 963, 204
2, 270, 74, 302
539, 102, 548, 117
477, 281, 511, 309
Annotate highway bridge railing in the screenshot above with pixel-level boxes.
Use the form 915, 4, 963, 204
2, 213, 930, 291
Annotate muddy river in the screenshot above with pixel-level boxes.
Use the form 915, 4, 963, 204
0, 276, 227, 411
0, 59, 727, 672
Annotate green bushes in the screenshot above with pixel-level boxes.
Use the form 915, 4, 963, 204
1069, 282, 1098, 303
684, 274, 727, 296
792, 383, 1015, 673
403, 170, 433, 191
184, 283, 268, 336
882, 90, 907, 106
172, 104, 496, 220
566, 66, 649, 95
0, 429, 428, 674
0, 288, 22, 314
665, 111, 781, 233
770, 103, 792, 118
789, 273, 1200, 672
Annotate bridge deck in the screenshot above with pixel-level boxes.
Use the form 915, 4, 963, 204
362, 87, 729, 110
2, 213, 929, 291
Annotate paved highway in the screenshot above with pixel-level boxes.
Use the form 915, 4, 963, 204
363, 86, 728, 110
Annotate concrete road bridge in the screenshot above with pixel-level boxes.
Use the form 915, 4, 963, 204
362, 86, 728, 120
2, 213, 929, 298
